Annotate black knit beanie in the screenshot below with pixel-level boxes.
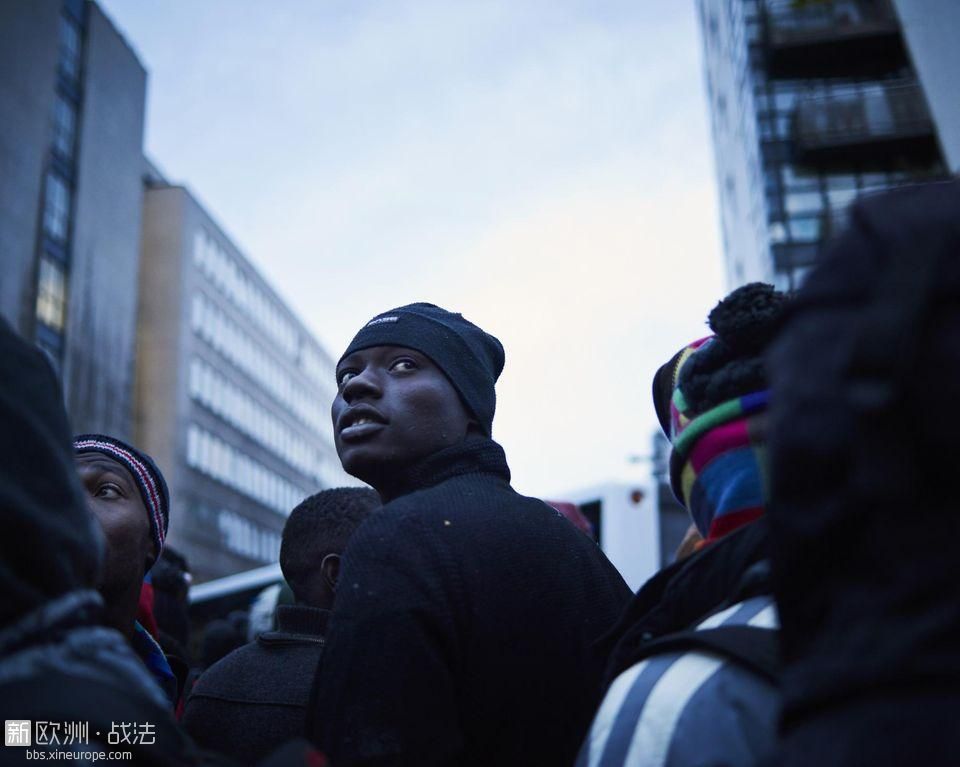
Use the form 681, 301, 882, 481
339, 303, 505, 436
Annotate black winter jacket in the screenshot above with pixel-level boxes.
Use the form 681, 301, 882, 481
767, 179, 960, 766
309, 438, 631, 767
183, 605, 328, 763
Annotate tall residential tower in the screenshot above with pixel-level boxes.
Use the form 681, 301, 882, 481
698, 0, 960, 290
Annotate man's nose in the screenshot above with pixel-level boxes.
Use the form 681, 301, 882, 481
342, 368, 382, 403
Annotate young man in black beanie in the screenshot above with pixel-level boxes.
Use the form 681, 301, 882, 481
309, 303, 630, 767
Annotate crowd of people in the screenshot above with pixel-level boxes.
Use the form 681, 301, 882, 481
2, 178, 959, 765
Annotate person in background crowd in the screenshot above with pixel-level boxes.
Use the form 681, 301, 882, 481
182, 487, 379, 763
309, 302, 631, 767
151, 546, 193, 663
198, 611, 249, 671
766, 180, 960, 766
73, 433, 181, 707
577, 283, 786, 767
545, 499, 595, 537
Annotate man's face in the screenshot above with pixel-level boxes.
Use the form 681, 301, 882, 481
332, 345, 474, 490
75, 453, 155, 598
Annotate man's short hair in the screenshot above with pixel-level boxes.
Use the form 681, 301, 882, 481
280, 487, 379, 596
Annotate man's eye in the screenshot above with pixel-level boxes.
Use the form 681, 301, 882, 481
337, 370, 357, 387
390, 359, 417, 373
96, 484, 122, 499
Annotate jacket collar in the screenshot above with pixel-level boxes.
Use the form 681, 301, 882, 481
275, 604, 330, 637
389, 437, 511, 499
131, 620, 178, 707
601, 518, 771, 684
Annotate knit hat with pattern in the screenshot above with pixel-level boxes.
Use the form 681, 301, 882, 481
652, 283, 788, 540
74, 434, 170, 559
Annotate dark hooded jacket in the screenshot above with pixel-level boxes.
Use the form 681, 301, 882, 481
0, 319, 211, 765
309, 437, 631, 767
767, 179, 960, 766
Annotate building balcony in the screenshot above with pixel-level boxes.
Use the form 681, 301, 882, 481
763, 0, 906, 78
793, 81, 939, 168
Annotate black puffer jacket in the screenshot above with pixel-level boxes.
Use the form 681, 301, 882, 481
767, 180, 960, 766
309, 438, 631, 767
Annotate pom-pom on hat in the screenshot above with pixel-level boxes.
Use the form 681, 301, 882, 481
74, 434, 170, 560
339, 303, 505, 436
652, 283, 788, 540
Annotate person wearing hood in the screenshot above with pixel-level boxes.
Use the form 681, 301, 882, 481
0, 318, 210, 764
577, 283, 786, 767
308, 303, 631, 767
73, 433, 181, 707
766, 179, 960, 766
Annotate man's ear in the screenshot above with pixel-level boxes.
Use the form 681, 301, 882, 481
321, 553, 341, 588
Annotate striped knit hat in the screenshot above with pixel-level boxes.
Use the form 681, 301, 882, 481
652, 283, 787, 541
74, 434, 170, 558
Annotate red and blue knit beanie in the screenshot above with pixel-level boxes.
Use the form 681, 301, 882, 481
74, 434, 170, 558
652, 283, 787, 541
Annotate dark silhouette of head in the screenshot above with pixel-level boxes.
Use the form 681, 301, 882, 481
279, 487, 380, 608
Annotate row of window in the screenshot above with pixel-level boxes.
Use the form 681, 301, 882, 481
58, 11, 81, 81
186, 424, 308, 516
52, 93, 76, 161
218, 508, 280, 564
191, 293, 329, 434
193, 230, 300, 357
189, 356, 334, 483
34, 8, 84, 356
43, 172, 70, 243
192, 229, 337, 394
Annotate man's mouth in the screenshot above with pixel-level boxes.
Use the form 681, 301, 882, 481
338, 408, 387, 442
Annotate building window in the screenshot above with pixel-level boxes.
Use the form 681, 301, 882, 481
58, 14, 81, 81
51, 93, 77, 160
43, 172, 71, 242
36, 257, 67, 331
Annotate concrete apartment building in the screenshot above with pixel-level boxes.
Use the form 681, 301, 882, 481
2, 0, 351, 580
697, 0, 960, 290
137, 183, 351, 580
0, 0, 146, 439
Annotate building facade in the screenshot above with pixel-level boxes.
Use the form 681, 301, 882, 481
698, 0, 957, 290
0, 0, 146, 438
137, 183, 351, 581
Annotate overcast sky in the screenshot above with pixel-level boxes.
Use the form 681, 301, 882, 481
99, 0, 725, 498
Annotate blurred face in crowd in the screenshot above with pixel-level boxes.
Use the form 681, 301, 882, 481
75, 454, 155, 600
333, 345, 474, 497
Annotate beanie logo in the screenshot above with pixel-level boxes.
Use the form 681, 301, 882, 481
366, 316, 399, 327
